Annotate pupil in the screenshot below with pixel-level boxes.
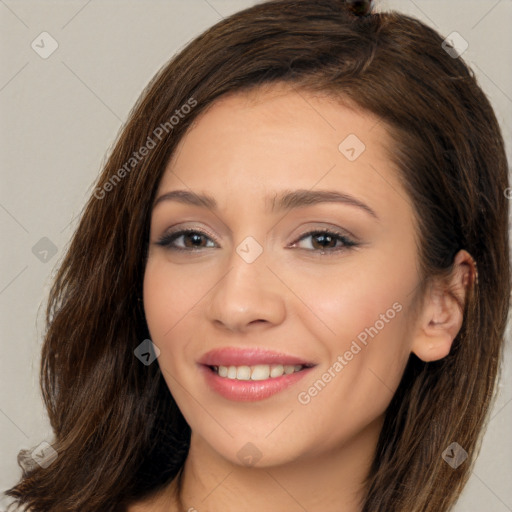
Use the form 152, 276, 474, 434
185, 233, 203, 247
314, 234, 335, 249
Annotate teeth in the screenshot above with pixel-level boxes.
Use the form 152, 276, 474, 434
270, 364, 284, 378
251, 364, 270, 380
212, 364, 305, 380
236, 366, 251, 380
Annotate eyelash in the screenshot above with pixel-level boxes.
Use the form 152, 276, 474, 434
155, 228, 358, 256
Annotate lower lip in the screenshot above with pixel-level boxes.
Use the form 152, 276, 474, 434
199, 364, 314, 402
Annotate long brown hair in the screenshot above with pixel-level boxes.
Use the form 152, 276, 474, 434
5, 1, 510, 510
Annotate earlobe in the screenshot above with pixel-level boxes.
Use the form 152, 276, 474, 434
411, 249, 477, 363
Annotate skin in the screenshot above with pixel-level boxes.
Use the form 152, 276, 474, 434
135, 83, 474, 512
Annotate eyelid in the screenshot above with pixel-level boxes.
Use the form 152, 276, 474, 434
290, 222, 358, 242
158, 224, 219, 243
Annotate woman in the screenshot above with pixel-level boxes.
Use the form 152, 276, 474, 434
5, 0, 510, 511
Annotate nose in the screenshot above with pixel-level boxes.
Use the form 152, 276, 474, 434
205, 243, 286, 334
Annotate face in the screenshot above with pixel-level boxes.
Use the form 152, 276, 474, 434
143, 83, 423, 467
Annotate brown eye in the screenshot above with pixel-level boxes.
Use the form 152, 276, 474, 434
291, 229, 358, 255
310, 233, 338, 250
156, 229, 217, 251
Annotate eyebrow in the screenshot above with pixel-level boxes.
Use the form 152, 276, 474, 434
153, 188, 378, 220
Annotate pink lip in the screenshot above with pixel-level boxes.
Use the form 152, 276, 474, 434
198, 347, 315, 367
199, 364, 314, 402
197, 347, 317, 401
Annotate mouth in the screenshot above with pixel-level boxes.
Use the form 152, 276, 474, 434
207, 363, 314, 380
198, 348, 317, 401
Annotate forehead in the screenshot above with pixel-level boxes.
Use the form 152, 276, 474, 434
157, 83, 412, 225
168, 84, 391, 168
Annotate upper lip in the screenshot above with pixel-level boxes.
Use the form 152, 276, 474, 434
198, 347, 316, 367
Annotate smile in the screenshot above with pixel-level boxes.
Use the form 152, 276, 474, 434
211, 364, 306, 380
200, 364, 316, 401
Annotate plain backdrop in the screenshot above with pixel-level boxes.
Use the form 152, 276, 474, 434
1, 1, 511, 511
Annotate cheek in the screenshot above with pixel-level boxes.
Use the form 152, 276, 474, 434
293, 303, 411, 452
143, 258, 209, 340
142, 260, 199, 398
292, 254, 415, 412
301, 240, 416, 339
294, 259, 408, 346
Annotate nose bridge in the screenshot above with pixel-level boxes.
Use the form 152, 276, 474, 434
206, 236, 286, 331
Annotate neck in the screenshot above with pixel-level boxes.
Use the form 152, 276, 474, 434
164, 414, 384, 512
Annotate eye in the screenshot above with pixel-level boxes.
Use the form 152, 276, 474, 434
155, 229, 217, 251
290, 229, 358, 255
155, 227, 358, 255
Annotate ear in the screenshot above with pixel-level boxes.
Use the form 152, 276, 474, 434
411, 249, 477, 362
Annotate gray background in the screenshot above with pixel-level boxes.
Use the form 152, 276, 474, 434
1, 1, 511, 510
